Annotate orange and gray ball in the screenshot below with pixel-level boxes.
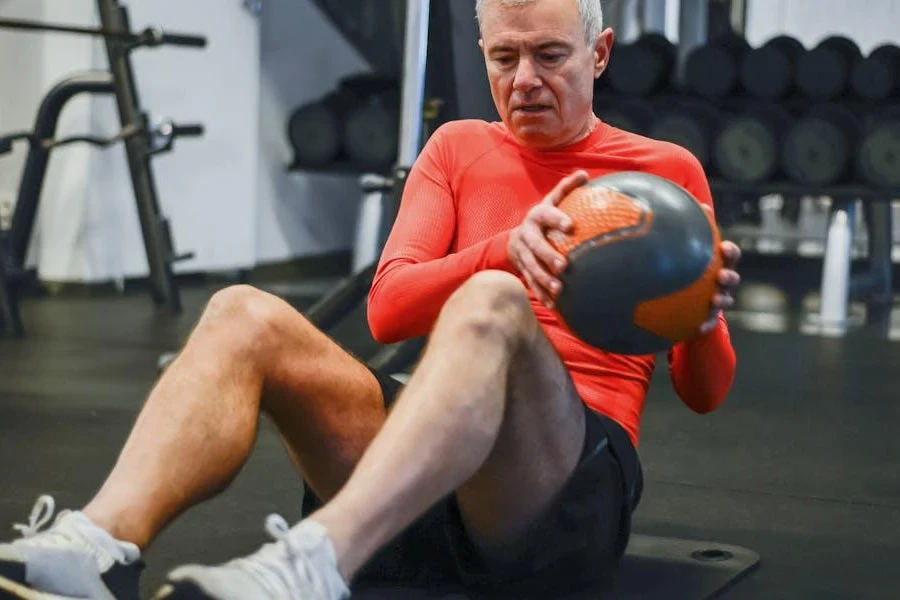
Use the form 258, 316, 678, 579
549, 172, 722, 355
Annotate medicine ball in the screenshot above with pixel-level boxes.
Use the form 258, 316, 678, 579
548, 172, 722, 355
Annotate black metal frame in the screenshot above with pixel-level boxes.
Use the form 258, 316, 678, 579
0, 0, 206, 337
96, 0, 194, 314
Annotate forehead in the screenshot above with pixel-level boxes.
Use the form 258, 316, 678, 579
480, 0, 582, 47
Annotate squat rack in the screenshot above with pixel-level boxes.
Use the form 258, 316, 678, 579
0, 0, 206, 337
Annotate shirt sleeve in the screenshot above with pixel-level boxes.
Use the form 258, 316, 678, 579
664, 150, 737, 414
367, 127, 516, 344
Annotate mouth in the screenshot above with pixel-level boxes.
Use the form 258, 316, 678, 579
514, 105, 552, 114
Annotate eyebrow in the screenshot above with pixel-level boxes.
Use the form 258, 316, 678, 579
488, 40, 572, 54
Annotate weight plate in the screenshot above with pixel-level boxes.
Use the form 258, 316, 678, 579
851, 56, 894, 101
714, 117, 779, 183
741, 45, 793, 99
344, 104, 399, 169
858, 120, 900, 188
651, 115, 709, 165
686, 45, 739, 99
288, 103, 341, 167
784, 118, 849, 184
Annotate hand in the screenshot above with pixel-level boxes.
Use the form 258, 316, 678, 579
698, 238, 742, 335
508, 170, 589, 308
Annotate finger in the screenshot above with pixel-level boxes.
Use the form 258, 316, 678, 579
531, 204, 574, 234
518, 239, 561, 296
710, 293, 735, 310
544, 170, 590, 206
517, 248, 556, 306
522, 221, 567, 278
720, 241, 742, 266
717, 269, 741, 289
699, 318, 719, 335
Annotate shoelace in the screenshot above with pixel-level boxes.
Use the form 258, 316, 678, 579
227, 514, 319, 600
11, 495, 114, 570
12, 495, 56, 538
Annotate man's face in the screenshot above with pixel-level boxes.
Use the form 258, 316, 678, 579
479, 0, 614, 150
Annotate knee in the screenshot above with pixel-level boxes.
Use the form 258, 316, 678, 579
201, 285, 300, 354
442, 271, 533, 346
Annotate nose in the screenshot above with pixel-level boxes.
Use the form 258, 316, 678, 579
512, 57, 541, 93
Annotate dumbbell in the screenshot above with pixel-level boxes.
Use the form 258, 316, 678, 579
857, 107, 900, 189
287, 74, 396, 168
796, 36, 862, 100
287, 88, 360, 168
607, 33, 676, 96
783, 104, 858, 185
851, 44, 900, 102
649, 101, 723, 168
684, 34, 751, 99
740, 35, 806, 100
713, 103, 793, 183
343, 87, 401, 170
593, 96, 657, 135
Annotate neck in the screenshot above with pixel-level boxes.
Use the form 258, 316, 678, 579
518, 114, 600, 151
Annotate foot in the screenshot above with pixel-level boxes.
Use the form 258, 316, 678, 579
154, 515, 349, 600
0, 495, 143, 600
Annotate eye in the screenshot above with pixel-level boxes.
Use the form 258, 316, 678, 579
494, 55, 516, 67
540, 53, 564, 64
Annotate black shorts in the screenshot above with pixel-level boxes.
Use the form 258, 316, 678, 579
304, 368, 644, 597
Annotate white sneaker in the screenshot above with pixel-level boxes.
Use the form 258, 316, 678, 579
154, 515, 350, 600
0, 495, 143, 600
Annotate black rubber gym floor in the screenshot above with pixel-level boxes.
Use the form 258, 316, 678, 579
0, 259, 898, 599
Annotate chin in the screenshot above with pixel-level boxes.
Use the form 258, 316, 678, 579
511, 127, 561, 149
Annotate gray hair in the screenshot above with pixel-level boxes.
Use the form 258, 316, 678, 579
475, 0, 604, 45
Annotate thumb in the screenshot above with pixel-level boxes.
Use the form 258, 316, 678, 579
545, 170, 590, 206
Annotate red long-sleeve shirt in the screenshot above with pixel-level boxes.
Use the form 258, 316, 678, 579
368, 119, 736, 446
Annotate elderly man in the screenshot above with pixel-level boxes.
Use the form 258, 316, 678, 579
0, 0, 740, 598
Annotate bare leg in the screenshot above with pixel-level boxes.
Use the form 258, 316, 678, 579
312, 270, 586, 581
83, 285, 386, 549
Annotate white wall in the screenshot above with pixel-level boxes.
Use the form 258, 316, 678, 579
1, 0, 366, 284
0, 1, 49, 215
746, 0, 900, 52
254, 0, 370, 265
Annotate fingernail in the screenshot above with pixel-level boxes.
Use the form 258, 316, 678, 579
555, 259, 566, 271
550, 281, 561, 293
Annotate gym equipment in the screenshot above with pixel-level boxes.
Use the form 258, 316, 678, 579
783, 104, 858, 185
857, 107, 900, 189
344, 88, 401, 170
593, 96, 657, 135
684, 34, 751, 99
796, 36, 862, 100
355, 534, 760, 599
648, 101, 723, 167
740, 35, 806, 100
713, 103, 792, 183
549, 172, 721, 356
607, 33, 676, 97
0, 16, 206, 47
287, 75, 398, 169
0, 0, 206, 330
851, 44, 900, 102
288, 89, 361, 168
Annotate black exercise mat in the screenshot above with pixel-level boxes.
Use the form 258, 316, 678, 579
353, 534, 759, 599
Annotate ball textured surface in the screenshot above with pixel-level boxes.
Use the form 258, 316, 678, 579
549, 172, 722, 355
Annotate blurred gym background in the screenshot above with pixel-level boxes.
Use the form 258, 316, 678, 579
0, 0, 897, 340
1, 2, 899, 598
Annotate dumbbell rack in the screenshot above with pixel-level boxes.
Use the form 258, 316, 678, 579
0, 0, 206, 337
711, 180, 898, 327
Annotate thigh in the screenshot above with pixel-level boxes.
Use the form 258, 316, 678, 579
455, 325, 588, 555
260, 314, 389, 503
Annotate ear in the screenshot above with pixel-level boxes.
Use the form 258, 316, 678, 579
478, 38, 485, 53
593, 28, 615, 79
